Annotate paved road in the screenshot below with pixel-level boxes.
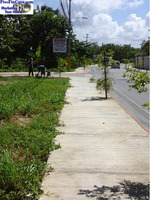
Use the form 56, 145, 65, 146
89, 65, 150, 130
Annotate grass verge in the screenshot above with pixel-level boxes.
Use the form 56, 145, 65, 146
0, 77, 69, 199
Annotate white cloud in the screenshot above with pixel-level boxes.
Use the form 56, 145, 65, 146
73, 12, 149, 47
72, 0, 149, 47
91, 0, 125, 12
73, 0, 144, 13
123, 13, 147, 39
145, 11, 150, 27
128, 0, 144, 8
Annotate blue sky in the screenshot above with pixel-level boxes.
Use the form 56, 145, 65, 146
34, 0, 59, 9
34, 0, 150, 48
111, 0, 149, 25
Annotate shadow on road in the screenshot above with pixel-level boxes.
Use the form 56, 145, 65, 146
81, 96, 112, 102
78, 180, 149, 200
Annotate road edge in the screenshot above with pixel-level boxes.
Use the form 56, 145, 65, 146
110, 94, 149, 134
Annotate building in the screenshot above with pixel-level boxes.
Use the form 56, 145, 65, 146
135, 53, 150, 70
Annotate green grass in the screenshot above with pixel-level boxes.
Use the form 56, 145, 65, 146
0, 77, 69, 199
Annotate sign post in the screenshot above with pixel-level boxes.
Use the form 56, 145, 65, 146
53, 38, 67, 53
53, 38, 67, 77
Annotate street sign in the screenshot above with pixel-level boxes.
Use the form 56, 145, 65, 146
53, 38, 67, 53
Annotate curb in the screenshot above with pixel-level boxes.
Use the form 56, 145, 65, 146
110, 94, 149, 134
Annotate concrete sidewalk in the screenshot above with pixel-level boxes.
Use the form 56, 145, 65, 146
40, 75, 149, 200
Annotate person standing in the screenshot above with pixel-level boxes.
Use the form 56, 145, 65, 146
29, 57, 34, 76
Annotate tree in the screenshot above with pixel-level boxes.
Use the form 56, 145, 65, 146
0, 15, 34, 69
71, 39, 100, 68
0, 16, 16, 68
0, 6, 69, 70
141, 40, 150, 55
99, 44, 141, 62
123, 66, 150, 108
96, 50, 114, 99
29, 6, 69, 68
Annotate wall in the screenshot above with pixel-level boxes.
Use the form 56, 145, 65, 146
135, 56, 150, 70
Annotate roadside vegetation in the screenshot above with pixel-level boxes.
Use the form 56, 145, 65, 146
95, 51, 114, 99
123, 65, 150, 109
0, 77, 69, 199
0, 7, 96, 72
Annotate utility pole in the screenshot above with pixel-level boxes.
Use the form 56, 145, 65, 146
68, 0, 71, 68
86, 34, 89, 43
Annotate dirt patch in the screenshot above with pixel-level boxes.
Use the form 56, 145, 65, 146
0, 81, 10, 85
12, 149, 33, 163
10, 115, 30, 126
0, 80, 17, 85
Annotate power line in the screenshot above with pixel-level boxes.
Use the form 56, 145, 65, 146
65, 0, 69, 15
60, 0, 67, 18
62, 0, 69, 17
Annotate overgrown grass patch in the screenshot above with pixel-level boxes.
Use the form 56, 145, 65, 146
0, 77, 69, 199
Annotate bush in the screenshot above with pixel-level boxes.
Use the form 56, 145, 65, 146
0, 58, 28, 72
121, 58, 130, 64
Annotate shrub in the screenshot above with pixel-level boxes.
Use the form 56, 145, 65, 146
122, 58, 130, 64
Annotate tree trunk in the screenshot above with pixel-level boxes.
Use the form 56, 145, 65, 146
104, 66, 107, 99
8, 56, 11, 69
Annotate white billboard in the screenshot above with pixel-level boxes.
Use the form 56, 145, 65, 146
53, 38, 67, 53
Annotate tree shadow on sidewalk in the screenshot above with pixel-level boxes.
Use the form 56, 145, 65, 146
81, 96, 112, 102
78, 180, 149, 200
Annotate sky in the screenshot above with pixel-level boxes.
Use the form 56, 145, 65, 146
34, 0, 150, 48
